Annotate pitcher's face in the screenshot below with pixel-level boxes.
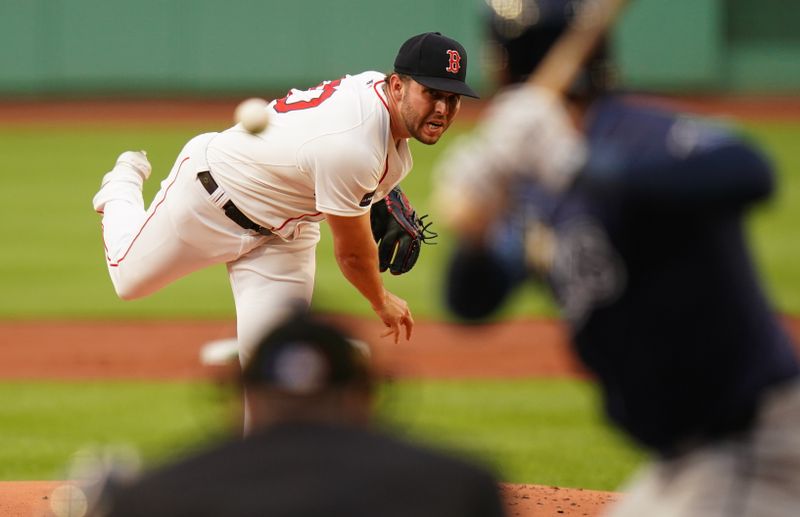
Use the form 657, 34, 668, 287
397, 79, 461, 145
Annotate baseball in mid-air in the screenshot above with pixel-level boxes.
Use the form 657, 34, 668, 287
235, 97, 270, 134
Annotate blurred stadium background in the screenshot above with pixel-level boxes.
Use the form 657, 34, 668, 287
2, 0, 799, 96
1, 0, 799, 496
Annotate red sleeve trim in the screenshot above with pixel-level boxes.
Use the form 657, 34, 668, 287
378, 154, 390, 184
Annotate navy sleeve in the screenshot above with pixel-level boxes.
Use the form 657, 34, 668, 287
445, 192, 539, 321
445, 244, 519, 321
580, 102, 775, 212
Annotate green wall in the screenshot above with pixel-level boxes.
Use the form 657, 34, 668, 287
725, 0, 800, 91
615, 0, 800, 92
1, 0, 798, 97
614, 0, 723, 90
0, 0, 484, 96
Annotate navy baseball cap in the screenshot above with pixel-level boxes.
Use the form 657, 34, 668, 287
242, 310, 372, 395
394, 32, 480, 98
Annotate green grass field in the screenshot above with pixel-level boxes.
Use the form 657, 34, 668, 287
0, 378, 644, 490
0, 115, 798, 487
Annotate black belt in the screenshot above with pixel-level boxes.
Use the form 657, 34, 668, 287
197, 171, 273, 236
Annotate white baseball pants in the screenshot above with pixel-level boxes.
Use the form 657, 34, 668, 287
96, 132, 319, 364
607, 379, 800, 517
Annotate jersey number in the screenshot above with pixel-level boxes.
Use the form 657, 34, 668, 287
274, 79, 342, 113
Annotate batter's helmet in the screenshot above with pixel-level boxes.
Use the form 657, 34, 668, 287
485, 0, 614, 96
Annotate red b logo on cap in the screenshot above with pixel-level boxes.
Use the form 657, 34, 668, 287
445, 50, 461, 74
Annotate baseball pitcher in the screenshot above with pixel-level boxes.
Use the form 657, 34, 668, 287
91, 33, 478, 404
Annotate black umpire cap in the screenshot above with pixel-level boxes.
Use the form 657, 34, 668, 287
242, 310, 372, 395
394, 32, 480, 98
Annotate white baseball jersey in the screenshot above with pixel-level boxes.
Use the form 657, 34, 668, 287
93, 70, 421, 413
207, 71, 413, 240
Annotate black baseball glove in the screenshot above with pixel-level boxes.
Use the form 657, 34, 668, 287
370, 187, 437, 275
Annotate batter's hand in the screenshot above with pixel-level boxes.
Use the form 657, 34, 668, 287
436, 86, 586, 197
432, 85, 587, 239
374, 290, 414, 344
482, 85, 588, 191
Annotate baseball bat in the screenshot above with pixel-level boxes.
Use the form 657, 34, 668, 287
528, 0, 629, 94
436, 0, 629, 238
513, 0, 629, 268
